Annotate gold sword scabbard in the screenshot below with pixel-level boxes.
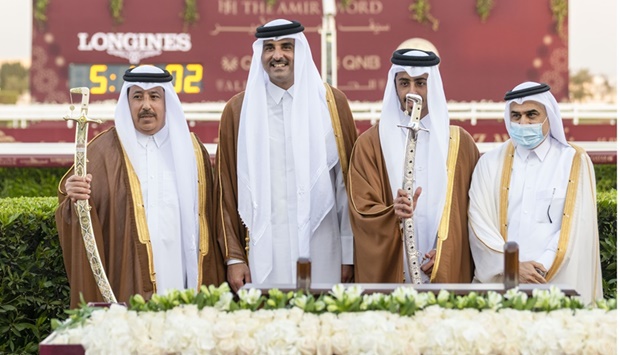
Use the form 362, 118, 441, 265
64, 87, 117, 303
397, 93, 427, 284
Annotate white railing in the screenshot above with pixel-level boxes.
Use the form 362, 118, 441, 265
0, 102, 616, 128
0, 141, 615, 158
0, 100, 616, 166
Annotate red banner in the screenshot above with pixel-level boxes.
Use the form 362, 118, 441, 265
31, 0, 568, 103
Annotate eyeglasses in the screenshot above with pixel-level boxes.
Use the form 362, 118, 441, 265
546, 188, 556, 223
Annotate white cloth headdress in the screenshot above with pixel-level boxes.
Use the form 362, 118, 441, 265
237, 19, 338, 282
503, 81, 569, 146
114, 65, 199, 285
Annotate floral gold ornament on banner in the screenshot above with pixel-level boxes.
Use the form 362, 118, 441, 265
181, 0, 199, 30
550, 0, 568, 38
34, 0, 50, 30
109, 0, 124, 24
476, 0, 494, 23
409, 0, 439, 31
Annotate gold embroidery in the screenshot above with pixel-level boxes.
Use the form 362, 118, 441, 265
431, 126, 460, 281
499, 144, 515, 241
193, 134, 209, 286
546, 145, 582, 279
324, 83, 348, 180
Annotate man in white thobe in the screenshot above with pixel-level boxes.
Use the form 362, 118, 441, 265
215, 19, 357, 291
468, 81, 603, 304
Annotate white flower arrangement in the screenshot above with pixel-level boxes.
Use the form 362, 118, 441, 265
46, 284, 617, 354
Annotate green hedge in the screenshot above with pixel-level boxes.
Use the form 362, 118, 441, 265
597, 189, 617, 299
595, 164, 617, 192
0, 197, 69, 354
0, 164, 615, 198
0, 168, 67, 198
0, 187, 616, 354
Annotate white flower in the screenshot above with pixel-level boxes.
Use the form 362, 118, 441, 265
392, 286, 418, 303
251, 309, 275, 323
504, 287, 527, 303
297, 313, 320, 339
214, 292, 233, 311
344, 284, 363, 299
46, 289, 617, 354
436, 289, 450, 303
296, 336, 317, 355
237, 337, 258, 355
330, 283, 346, 300
362, 293, 385, 309
316, 336, 332, 355
291, 293, 311, 309
486, 291, 503, 310
287, 306, 305, 323
272, 308, 291, 321
413, 291, 431, 308
316, 312, 338, 341
217, 338, 237, 354
212, 318, 235, 340
237, 288, 262, 306
255, 319, 298, 354
330, 330, 350, 354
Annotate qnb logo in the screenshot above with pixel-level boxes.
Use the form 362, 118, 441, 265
77, 32, 192, 64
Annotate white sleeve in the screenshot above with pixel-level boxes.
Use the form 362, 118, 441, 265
334, 162, 354, 265
468, 150, 506, 283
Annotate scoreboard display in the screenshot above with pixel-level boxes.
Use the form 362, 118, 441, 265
68, 64, 204, 95
31, 0, 568, 103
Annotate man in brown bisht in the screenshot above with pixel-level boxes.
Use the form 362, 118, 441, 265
215, 19, 357, 292
348, 49, 479, 283
56, 65, 225, 308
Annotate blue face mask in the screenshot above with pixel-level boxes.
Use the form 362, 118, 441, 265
508, 117, 548, 149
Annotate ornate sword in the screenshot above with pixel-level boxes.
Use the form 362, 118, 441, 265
64, 87, 117, 303
398, 93, 427, 284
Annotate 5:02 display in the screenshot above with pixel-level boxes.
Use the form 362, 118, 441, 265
69, 63, 203, 95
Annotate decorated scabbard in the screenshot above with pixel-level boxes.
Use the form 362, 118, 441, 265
64, 87, 117, 303
398, 93, 425, 284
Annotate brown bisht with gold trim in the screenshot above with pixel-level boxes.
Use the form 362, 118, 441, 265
348, 125, 479, 283
56, 128, 225, 308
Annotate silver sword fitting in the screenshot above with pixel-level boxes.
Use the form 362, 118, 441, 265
399, 93, 425, 284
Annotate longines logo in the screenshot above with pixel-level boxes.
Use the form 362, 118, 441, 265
77, 32, 192, 64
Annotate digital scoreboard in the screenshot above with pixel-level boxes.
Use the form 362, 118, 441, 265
68, 64, 203, 95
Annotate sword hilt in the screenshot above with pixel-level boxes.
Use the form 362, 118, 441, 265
63, 87, 102, 124
399, 93, 427, 135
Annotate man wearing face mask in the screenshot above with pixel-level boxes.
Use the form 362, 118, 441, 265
468, 81, 603, 305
